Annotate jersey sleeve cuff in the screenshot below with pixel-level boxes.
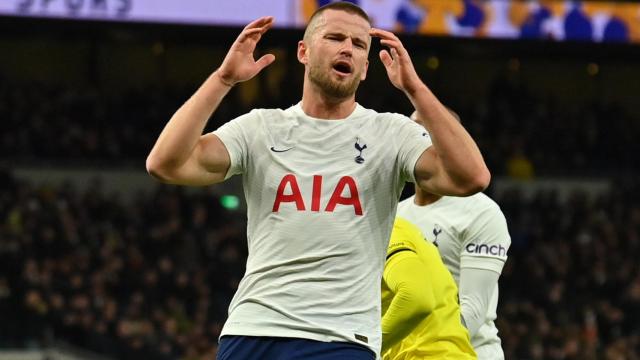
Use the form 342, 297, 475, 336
460, 256, 506, 274
407, 142, 431, 183
212, 130, 240, 180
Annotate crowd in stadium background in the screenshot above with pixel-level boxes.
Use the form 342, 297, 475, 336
2, 171, 639, 359
1, 72, 637, 177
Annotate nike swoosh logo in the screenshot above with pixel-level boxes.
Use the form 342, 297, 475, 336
270, 146, 293, 153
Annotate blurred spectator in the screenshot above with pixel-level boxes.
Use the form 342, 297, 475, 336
0, 174, 242, 359
506, 145, 535, 180
1, 71, 638, 176
495, 178, 640, 359
1, 171, 639, 358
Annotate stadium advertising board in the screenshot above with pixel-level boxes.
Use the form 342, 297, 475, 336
2, 0, 639, 44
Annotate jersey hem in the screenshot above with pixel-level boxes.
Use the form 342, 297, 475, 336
220, 325, 379, 355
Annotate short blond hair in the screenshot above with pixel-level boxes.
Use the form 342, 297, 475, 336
303, 2, 370, 43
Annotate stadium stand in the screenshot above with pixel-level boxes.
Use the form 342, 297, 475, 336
1, 6, 639, 359
1, 170, 639, 359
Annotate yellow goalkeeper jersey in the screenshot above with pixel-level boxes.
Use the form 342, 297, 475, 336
381, 218, 477, 360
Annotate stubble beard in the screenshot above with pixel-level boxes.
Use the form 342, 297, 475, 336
308, 62, 362, 100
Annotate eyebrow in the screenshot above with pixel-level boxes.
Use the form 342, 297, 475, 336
325, 31, 369, 48
353, 37, 368, 48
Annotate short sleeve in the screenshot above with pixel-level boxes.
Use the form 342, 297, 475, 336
394, 116, 432, 183
460, 204, 511, 274
212, 110, 259, 180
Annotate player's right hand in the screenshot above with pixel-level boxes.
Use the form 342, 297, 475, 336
216, 16, 276, 86
370, 27, 422, 95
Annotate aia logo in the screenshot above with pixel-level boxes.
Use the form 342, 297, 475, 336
272, 174, 363, 216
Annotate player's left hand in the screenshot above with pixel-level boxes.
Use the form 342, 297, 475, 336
370, 28, 422, 94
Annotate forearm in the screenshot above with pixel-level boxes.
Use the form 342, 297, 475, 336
382, 256, 434, 352
407, 83, 489, 193
382, 290, 426, 352
459, 267, 499, 337
147, 71, 232, 171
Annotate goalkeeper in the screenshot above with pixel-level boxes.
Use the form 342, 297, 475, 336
381, 218, 477, 359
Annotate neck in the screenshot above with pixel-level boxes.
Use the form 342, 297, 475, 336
413, 186, 442, 206
301, 81, 356, 119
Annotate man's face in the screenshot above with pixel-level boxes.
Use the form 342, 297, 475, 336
300, 9, 370, 99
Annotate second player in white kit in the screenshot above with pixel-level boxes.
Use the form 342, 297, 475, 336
397, 189, 511, 359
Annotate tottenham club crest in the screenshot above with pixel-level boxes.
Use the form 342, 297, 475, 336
354, 138, 367, 164
432, 224, 443, 247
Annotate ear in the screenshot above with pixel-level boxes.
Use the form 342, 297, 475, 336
297, 40, 308, 65
360, 59, 369, 81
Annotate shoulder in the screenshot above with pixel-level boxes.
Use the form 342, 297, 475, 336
226, 108, 282, 124
448, 192, 504, 217
396, 198, 419, 224
251, 107, 290, 120
235, 107, 299, 131
397, 196, 415, 211
394, 217, 423, 236
355, 108, 412, 126
469, 194, 507, 224
472, 192, 501, 208
374, 112, 417, 128
388, 218, 424, 255
459, 194, 511, 246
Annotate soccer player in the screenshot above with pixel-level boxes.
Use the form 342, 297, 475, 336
146, 2, 490, 359
396, 110, 511, 360
382, 217, 477, 359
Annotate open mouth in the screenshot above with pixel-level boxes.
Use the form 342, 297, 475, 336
332, 61, 353, 76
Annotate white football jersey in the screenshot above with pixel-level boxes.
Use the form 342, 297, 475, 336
213, 103, 431, 355
396, 193, 510, 359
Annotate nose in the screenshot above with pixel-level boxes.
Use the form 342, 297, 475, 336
340, 39, 353, 57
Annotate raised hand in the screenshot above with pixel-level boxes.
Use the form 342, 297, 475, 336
370, 28, 422, 95
217, 16, 276, 86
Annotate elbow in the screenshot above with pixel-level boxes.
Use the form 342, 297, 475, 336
414, 301, 433, 319
469, 167, 492, 194
409, 289, 436, 318
457, 167, 491, 196
409, 295, 434, 323
145, 154, 175, 183
397, 286, 435, 319
476, 167, 492, 191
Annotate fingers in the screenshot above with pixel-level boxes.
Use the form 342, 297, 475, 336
379, 50, 393, 68
369, 27, 400, 41
373, 28, 400, 65
379, 39, 402, 51
372, 28, 421, 91
238, 16, 274, 42
370, 27, 408, 59
238, 27, 266, 42
255, 53, 276, 71
243, 16, 274, 31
